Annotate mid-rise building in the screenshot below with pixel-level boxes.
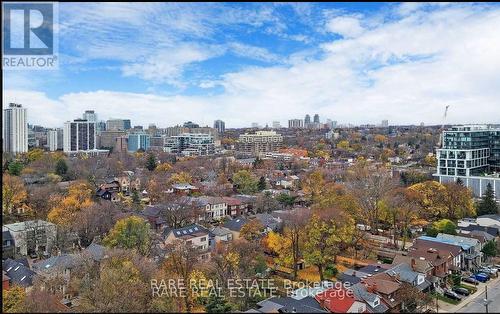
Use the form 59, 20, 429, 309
237, 131, 283, 156
127, 132, 151, 152
183, 121, 200, 129
214, 120, 225, 133
272, 121, 281, 129
381, 120, 389, 127
63, 119, 97, 153
435, 125, 500, 198
106, 119, 131, 131
164, 133, 215, 156
288, 119, 304, 129
3, 103, 28, 153
98, 130, 126, 148
115, 136, 128, 153
2, 220, 57, 258
47, 128, 63, 151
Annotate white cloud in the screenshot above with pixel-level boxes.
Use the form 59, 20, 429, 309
326, 16, 364, 38
121, 43, 223, 86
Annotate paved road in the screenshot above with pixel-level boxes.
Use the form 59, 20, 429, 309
458, 279, 500, 313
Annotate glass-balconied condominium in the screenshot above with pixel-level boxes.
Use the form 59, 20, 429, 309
435, 125, 500, 198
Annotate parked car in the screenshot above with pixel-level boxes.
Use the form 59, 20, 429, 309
474, 273, 490, 283
479, 268, 497, 277
444, 290, 463, 301
462, 277, 479, 285
453, 287, 470, 296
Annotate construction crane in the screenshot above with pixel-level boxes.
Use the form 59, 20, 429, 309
436, 105, 450, 149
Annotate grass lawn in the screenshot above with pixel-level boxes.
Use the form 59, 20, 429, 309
432, 293, 460, 305
458, 283, 478, 293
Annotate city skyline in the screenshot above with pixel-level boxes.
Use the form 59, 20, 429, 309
3, 2, 500, 128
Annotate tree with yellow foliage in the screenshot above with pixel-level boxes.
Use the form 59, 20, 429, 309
2, 174, 28, 216
155, 162, 173, 173
103, 216, 151, 255
3, 285, 26, 313
301, 170, 326, 203
168, 171, 193, 185
337, 140, 350, 150
408, 181, 448, 219
47, 181, 93, 226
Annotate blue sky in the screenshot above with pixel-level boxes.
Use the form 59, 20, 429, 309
3, 2, 500, 128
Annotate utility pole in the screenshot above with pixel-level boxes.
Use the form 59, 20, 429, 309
483, 284, 491, 314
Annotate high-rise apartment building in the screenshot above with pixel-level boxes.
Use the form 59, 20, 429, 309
47, 128, 63, 151
127, 132, 151, 152
288, 119, 304, 129
381, 120, 389, 127
435, 125, 500, 198
304, 114, 311, 126
214, 120, 225, 133
164, 133, 215, 156
3, 103, 28, 153
313, 114, 320, 124
63, 119, 97, 153
237, 131, 283, 156
83, 110, 97, 122
272, 121, 281, 129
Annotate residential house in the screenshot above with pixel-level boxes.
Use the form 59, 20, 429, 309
407, 247, 453, 287
419, 234, 482, 270
385, 263, 430, 291
248, 296, 327, 313
223, 217, 248, 240
412, 238, 463, 270
163, 224, 211, 261
223, 197, 246, 217
167, 183, 199, 195
3, 230, 15, 259
210, 226, 233, 243
315, 287, 367, 313
140, 205, 167, 231
96, 179, 121, 202
2, 258, 36, 290
192, 196, 228, 221
361, 273, 402, 310
33, 254, 82, 301
115, 171, 141, 194
350, 283, 388, 313
3, 220, 57, 258
256, 213, 282, 233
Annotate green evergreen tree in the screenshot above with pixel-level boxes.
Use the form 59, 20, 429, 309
55, 158, 68, 176
205, 294, 231, 313
146, 153, 157, 171
7, 161, 23, 176
481, 240, 498, 259
477, 183, 498, 216
258, 176, 266, 191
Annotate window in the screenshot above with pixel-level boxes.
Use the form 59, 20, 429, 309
186, 240, 192, 246
200, 237, 207, 242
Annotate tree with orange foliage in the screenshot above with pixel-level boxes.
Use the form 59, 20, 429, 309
47, 181, 94, 226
